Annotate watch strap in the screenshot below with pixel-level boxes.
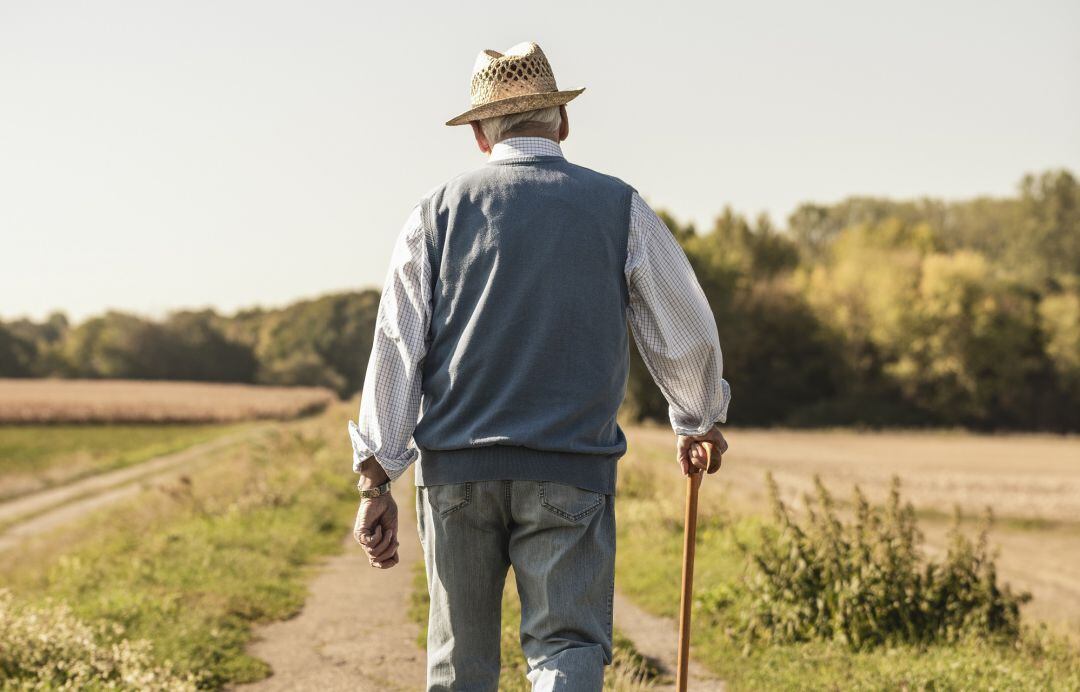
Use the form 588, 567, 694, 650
357, 479, 391, 499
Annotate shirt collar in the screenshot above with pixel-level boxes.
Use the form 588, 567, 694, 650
488, 136, 564, 162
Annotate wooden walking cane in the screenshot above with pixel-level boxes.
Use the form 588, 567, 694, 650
676, 440, 718, 692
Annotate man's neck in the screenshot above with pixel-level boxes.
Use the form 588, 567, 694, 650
496, 129, 559, 144
488, 136, 565, 162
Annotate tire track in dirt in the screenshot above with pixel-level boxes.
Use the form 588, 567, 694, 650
0, 429, 259, 552
614, 591, 726, 691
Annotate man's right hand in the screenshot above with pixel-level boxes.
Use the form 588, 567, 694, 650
676, 425, 728, 476
353, 494, 400, 569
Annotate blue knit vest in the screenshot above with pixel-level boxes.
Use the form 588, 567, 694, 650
412, 153, 635, 494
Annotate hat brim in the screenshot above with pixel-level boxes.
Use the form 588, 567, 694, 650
445, 87, 585, 126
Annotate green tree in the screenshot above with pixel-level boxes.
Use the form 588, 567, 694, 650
891, 251, 1044, 426
227, 291, 380, 398
0, 324, 35, 377
1039, 287, 1080, 386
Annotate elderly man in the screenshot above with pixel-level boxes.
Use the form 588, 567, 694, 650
349, 41, 731, 692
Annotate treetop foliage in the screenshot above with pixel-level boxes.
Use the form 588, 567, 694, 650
2, 169, 1076, 430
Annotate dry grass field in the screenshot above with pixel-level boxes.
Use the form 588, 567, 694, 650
624, 424, 1080, 636
628, 427, 1080, 522
0, 379, 336, 424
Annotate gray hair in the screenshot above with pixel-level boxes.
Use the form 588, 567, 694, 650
478, 106, 561, 145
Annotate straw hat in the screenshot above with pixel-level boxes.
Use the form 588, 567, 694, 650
445, 42, 585, 126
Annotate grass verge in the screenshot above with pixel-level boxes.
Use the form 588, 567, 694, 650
0, 404, 358, 689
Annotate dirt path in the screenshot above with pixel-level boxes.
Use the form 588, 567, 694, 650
238, 478, 726, 691
613, 591, 726, 691
238, 495, 426, 691
0, 430, 257, 552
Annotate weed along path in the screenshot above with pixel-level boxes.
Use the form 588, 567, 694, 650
0, 429, 259, 551
239, 482, 427, 691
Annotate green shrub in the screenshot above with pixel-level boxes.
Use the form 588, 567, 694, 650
737, 473, 1030, 649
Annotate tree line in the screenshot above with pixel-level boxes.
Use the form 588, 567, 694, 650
0, 293, 379, 399
2, 169, 1077, 431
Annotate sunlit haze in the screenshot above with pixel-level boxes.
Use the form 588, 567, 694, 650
2, 0, 1078, 320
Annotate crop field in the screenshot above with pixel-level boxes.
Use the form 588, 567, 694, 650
631, 427, 1080, 523
0, 379, 336, 424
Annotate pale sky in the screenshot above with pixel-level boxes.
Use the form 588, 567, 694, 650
2, 0, 1078, 322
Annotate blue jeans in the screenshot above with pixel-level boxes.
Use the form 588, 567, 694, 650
415, 479, 616, 692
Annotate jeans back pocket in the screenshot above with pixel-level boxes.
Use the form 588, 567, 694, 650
538, 481, 604, 523
427, 482, 472, 517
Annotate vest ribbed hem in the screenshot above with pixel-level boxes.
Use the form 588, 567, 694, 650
414, 445, 620, 495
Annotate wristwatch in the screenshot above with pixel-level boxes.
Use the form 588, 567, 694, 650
357, 479, 391, 499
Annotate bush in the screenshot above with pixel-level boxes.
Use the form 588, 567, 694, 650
0, 589, 195, 690
736, 474, 1030, 650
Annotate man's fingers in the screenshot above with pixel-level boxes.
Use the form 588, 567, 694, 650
372, 552, 399, 569
684, 442, 705, 472
369, 539, 399, 567
363, 524, 382, 547
364, 528, 394, 557
363, 531, 391, 560
371, 539, 399, 563
353, 524, 373, 546
677, 444, 690, 475
372, 541, 398, 562
674, 430, 730, 478
352, 511, 366, 543
364, 536, 396, 566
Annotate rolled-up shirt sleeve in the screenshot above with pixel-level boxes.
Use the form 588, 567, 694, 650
625, 192, 732, 436
348, 204, 431, 482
